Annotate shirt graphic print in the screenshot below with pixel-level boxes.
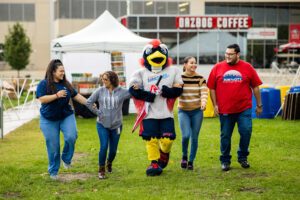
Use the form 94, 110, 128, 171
223, 70, 242, 83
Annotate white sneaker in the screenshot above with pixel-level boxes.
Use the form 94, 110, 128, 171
63, 161, 71, 169
50, 175, 58, 180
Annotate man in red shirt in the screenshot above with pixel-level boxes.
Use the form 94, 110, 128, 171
207, 44, 263, 171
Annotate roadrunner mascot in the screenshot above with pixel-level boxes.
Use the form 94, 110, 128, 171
129, 39, 183, 176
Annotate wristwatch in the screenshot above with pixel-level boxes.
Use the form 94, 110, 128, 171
257, 104, 263, 108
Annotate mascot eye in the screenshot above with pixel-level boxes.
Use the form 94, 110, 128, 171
160, 44, 168, 55
145, 47, 152, 55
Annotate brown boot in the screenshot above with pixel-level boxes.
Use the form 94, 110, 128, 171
98, 166, 106, 179
106, 161, 112, 173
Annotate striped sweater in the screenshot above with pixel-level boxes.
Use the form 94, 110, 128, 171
178, 72, 208, 111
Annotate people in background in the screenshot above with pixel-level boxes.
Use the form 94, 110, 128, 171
36, 59, 87, 180
86, 71, 131, 179
178, 56, 208, 170
207, 44, 263, 171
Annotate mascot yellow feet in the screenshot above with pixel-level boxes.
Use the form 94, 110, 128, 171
146, 138, 163, 176
146, 137, 174, 175
146, 161, 163, 176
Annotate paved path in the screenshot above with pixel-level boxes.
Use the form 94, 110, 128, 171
2, 100, 40, 137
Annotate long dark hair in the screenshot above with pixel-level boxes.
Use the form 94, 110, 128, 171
45, 59, 73, 95
183, 56, 196, 72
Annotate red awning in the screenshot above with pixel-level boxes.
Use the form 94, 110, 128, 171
278, 42, 300, 52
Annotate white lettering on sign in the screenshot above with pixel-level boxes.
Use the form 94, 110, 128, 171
178, 17, 213, 29
217, 17, 249, 29
177, 16, 251, 29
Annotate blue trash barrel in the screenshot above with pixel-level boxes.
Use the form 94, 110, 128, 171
289, 86, 300, 94
252, 88, 281, 119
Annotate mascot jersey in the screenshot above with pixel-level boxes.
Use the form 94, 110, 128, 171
129, 66, 183, 119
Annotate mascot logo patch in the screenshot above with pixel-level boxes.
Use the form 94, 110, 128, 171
223, 70, 242, 83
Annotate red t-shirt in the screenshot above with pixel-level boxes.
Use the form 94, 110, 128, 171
207, 60, 262, 114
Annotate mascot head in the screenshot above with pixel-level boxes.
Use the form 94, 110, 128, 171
141, 39, 172, 73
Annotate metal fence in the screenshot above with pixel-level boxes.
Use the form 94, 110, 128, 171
0, 99, 3, 139
0, 78, 40, 137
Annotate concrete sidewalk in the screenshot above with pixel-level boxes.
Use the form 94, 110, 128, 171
2, 100, 40, 136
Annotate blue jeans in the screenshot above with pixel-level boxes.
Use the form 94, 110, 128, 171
96, 123, 122, 166
178, 108, 203, 162
40, 114, 78, 176
219, 108, 252, 164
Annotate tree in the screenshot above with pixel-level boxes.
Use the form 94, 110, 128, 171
4, 22, 32, 77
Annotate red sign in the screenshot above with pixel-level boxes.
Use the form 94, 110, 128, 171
289, 24, 300, 43
176, 16, 252, 30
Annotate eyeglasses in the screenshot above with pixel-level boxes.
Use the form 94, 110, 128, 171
225, 53, 237, 57
102, 78, 109, 81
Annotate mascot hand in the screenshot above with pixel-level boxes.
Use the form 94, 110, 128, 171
150, 84, 161, 95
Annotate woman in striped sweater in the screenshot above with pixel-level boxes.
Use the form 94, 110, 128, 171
178, 56, 208, 170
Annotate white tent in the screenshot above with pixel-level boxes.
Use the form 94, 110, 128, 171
50, 10, 151, 83
169, 32, 247, 57
51, 10, 151, 54
50, 11, 151, 114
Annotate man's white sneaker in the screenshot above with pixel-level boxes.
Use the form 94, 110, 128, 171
63, 162, 71, 169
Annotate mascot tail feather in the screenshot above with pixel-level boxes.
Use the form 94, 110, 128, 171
167, 98, 177, 112
132, 97, 147, 133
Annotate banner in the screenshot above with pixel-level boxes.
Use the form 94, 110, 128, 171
176, 16, 252, 30
289, 24, 300, 43
247, 28, 277, 40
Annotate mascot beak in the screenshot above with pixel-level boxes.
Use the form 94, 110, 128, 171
146, 51, 167, 68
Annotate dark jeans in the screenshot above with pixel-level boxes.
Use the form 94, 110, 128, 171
96, 123, 122, 166
219, 108, 252, 164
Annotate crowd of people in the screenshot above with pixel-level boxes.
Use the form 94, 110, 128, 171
36, 43, 262, 180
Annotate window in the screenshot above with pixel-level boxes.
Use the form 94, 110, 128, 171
167, 2, 178, 14
120, 1, 127, 16
54, 1, 59, 19
144, 1, 154, 14
277, 6, 289, 25
265, 5, 277, 27
131, 1, 143, 14
155, 2, 166, 14
108, 1, 119, 17
128, 17, 137, 29
71, 0, 82, 19
140, 17, 157, 29
10, 4, 23, 21
24, 4, 35, 21
252, 5, 265, 26
159, 17, 176, 29
0, 4, 9, 21
178, 1, 189, 15
83, 0, 94, 19
140, 32, 157, 39
59, 0, 71, 19
96, 1, 106, 17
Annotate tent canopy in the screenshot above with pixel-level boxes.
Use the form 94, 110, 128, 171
51, 10, 151, 53
169, 32, 246, 57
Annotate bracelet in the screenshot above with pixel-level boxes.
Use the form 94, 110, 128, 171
55, 93, 59, 98
257, 104, 263, 108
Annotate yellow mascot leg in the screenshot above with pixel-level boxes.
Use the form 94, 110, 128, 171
159, 137, 173, 153
146, 138, 160, 161
146, 138, 163, 176
158, 138, 173, 169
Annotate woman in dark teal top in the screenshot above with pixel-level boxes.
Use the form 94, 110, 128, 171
36, 59, 87, 180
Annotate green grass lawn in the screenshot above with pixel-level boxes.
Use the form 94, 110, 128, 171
0, 113, 299, 200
